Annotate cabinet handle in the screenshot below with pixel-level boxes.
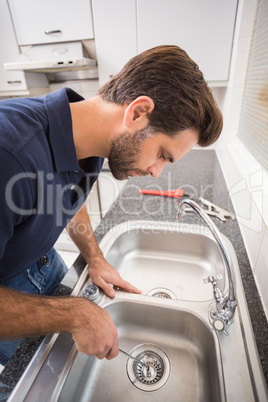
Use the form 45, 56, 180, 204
7, 81, 22, 84
45, 30, 62, 35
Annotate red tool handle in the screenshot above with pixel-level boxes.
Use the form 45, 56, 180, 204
139, 188, 184, 198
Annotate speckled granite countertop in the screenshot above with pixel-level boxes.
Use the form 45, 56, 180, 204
1, 149, 267, 398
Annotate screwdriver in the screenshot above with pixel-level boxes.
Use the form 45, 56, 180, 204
119, 348, 149, 369
139, 188, 185, 199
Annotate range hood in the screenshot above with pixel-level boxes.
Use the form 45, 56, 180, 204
4, 41, 98, 81
5, 57, 96, 73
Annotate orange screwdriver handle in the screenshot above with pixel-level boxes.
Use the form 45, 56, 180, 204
139, 189, 184, 198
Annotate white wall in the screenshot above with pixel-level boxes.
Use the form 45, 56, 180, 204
216, 0, 268, 317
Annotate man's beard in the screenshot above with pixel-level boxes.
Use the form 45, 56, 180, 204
108, 125, 153, 180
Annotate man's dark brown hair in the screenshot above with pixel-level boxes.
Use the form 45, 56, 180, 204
98, 45, 223, 146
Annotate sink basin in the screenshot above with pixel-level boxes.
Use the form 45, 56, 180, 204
102, 221, 227, 301
8, 221, 267, 402
59, 301, 224, 402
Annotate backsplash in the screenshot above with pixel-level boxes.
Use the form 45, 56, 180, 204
49, 78, 100, 99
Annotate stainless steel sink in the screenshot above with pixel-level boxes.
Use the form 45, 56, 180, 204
8, 221, 268, 402
102, 221, 227, 301
59, 301, 224, 402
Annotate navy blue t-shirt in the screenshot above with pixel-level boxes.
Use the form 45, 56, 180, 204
0, 88, 103, 280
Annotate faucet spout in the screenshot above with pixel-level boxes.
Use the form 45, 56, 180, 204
178, 199, 237, 330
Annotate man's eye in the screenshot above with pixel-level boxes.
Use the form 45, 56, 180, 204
160, 153, 166, 161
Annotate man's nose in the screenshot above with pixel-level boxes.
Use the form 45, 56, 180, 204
148, 160, 166, 178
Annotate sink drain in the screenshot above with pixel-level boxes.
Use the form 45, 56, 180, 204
126, 344, 170, 392
147, 288, 176, 300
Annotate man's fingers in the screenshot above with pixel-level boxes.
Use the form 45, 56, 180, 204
88, 258, 141, 296
93, 276, 115, 297
115, 278, 142, 294
106, 343, 119, 360
91, 270, 141, 296
95, 340, 119, 360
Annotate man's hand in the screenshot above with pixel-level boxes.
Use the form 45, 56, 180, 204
87, 253, 142, 297
0, 287, 119, 360
72, 298, 119, 359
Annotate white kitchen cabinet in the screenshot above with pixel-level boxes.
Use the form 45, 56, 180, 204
8, 0, 94, 46
137, 0, 237, 82
93, 0, 237, 85
0, 0, 48, 96
0, 0, 28, 94
91, 0, 137, 86
98, 171, 127, 218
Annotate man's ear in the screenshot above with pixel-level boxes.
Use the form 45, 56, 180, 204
123, 96, 155, 129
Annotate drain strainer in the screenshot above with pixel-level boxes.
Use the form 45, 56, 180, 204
147, 288, 176, 300
126, 344, 170, 392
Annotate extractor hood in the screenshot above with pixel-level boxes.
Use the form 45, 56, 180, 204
5, 57, 96, 73
4, 41, 98, 80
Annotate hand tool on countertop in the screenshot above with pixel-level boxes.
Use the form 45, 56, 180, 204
199, 197, 235, 221
139, 188, 192, 199
183, 197, 236, 222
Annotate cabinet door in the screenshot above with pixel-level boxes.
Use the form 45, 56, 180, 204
137, 0, 237, 82
0, 67, 27, 94
91, 0, 137, 86
8, 0, 94, 46
0, 0, 27, 93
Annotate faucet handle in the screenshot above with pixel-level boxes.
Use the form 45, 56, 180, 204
203, 274, 223, 284
211, 311, 229, 336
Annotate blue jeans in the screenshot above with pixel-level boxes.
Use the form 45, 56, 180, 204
0, 248, 68, 366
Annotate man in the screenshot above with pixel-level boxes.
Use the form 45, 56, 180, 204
0, 45, 222, 366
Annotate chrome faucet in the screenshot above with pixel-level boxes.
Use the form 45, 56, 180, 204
178, 199, 237, 335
